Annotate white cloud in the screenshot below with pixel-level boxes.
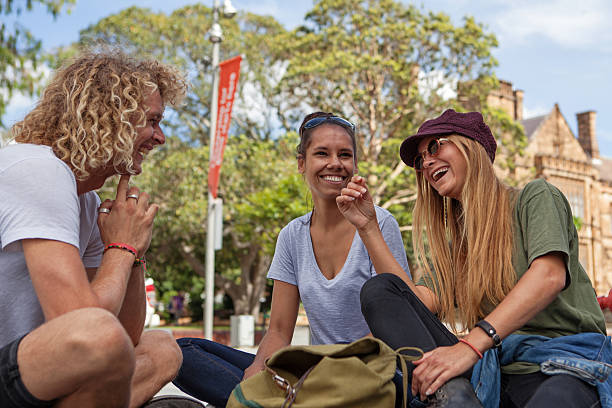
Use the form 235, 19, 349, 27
1, 62, 52, 127
523, 104, 550, 119
417, 70, 457, 101
491, 0, 612, 50
2, 93, 35, 128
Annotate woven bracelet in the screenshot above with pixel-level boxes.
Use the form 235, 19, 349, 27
104, 243, 138, 258
133, 257, 147, 273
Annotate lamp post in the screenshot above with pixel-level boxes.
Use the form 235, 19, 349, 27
205, 0, 236, 340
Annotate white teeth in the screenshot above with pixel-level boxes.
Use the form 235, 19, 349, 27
433, 167, 448, 180
323, 176, 343, 182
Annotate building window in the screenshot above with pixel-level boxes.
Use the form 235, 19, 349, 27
549, 178, 585, 220
567, 191, 584, 219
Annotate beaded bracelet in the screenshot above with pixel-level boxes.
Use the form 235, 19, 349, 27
459, 338, 483, 359
104, 243, 138, 258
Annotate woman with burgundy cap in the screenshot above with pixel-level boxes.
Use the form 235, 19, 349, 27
337, 109, 610, 407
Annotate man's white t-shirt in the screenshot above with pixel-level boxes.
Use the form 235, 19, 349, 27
0, 144, 103, 348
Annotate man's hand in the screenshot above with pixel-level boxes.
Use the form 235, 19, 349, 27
97, 175, 158, 257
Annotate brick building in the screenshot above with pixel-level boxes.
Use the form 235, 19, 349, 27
487, 81, 612, 294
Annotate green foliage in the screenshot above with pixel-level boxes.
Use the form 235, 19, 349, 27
65, 4, 288, 144
132, 133, 307, 315
0, 0, 74, 125
573, 216, 583, 232
48, 0, 529, 315
273, 0, 518, 270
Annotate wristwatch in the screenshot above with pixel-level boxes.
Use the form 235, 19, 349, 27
475, 320, 502, 349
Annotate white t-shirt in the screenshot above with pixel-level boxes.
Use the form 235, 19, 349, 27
267, 206, 411, 345
0, 144, 103, 347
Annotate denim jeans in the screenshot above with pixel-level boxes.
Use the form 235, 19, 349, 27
173, 338, 255, 407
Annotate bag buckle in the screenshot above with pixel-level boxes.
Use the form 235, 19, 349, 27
273, 374, 291, 392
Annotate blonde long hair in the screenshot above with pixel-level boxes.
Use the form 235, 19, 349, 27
12, 48, 187, 180
413, 135, 516, 332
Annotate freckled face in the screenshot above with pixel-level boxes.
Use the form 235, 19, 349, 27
131, 90, 165, 174
416, 135, 467, 201
298, 124, 356, 201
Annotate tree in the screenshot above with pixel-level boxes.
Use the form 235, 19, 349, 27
66, 5, 300, 315
0, 0, 74, 125
73, 5, 287, 144
135, 134, 308, 316
273, 0, 526, 269
67, 1, 528, 314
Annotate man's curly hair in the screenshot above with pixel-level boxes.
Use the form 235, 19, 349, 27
12, 48, 188, 180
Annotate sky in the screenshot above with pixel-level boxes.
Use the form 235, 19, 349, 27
4, 0, 612, 156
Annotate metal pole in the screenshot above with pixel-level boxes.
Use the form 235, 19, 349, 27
204, 0, 221, 340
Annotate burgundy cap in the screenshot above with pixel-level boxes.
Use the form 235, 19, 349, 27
400, 109, 497, 168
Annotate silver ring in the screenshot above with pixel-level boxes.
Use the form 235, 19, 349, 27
127, 194, 139, 200
98, 207, 111, 214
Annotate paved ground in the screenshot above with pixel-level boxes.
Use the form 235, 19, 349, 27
156, 382, 208, 405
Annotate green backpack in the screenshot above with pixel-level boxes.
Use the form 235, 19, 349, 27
227, 337, 423, 408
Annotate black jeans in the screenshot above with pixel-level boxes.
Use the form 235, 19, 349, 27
501, 372, 600, 408
361, 274, 600, 408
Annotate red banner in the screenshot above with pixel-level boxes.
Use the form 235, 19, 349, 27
208, 55, 241, 198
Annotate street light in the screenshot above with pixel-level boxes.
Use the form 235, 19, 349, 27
222, 0, 237, 18
204, 0, 236, 341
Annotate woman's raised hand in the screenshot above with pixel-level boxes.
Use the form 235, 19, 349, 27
336, 175, 376, 230
97, 175, 159, 257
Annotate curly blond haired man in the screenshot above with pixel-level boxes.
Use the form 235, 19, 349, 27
0, 49, 194, 407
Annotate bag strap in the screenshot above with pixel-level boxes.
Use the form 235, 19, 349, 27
264, 365, 316, 408
395, 346, 424, 408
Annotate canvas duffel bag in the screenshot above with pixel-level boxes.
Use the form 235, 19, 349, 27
227, 336, 422, 408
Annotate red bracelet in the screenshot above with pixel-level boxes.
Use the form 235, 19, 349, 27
459, 338, 483, 359
104, 243, 138, 258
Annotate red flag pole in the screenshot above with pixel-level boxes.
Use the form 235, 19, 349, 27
204, 53, 241, 340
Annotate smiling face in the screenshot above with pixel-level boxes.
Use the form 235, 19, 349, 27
132, 90, 165, 174
416, 134, 467, 201
298, 124, 356, 201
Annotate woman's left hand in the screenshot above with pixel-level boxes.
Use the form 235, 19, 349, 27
336, 175, 376, 230
411, 342, 480, 400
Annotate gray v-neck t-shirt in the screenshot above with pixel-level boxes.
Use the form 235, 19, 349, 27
267, 206, 410, 345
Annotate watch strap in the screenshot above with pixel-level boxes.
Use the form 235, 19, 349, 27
475, 319, 502, 348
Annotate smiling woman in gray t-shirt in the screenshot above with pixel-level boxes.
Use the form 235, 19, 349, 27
173, 112, 410, 407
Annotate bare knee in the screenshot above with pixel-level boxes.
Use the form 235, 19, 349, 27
66, 308, 135, 378
138, 330, 182, 382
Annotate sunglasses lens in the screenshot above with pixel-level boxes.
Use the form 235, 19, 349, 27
428, 139, 440, 156
414, 156, 424, 170
303, 116, 355, 132
414, 139, 442, 170
330, 117, 355, 131
303, 117, 327, 129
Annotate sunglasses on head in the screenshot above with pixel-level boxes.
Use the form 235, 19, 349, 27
302, 116, 356, 134
414, 138, 450, 171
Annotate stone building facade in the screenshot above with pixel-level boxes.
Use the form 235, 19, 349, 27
487, 81, 612, 294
